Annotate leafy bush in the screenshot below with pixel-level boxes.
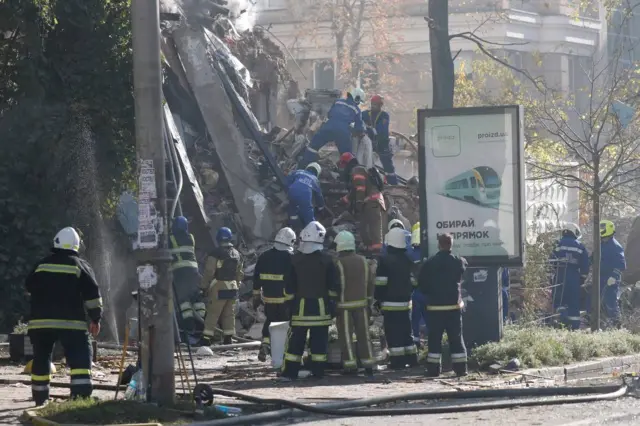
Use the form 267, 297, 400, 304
472, 325, 640, 368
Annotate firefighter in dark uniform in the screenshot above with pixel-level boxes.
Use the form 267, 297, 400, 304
375, 227, 418, 369
418, 233, 468, 377
26, 227, 102, 406
280, 221, 340, 381
169, 216, 206, 333
253, 227, 297, 362
202, 227, 244, 345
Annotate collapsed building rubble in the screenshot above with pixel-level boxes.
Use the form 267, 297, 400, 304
108, 0, 422, 337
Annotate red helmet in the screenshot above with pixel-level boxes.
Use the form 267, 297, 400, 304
338, 152, 356, 169
371, 95, 383, 105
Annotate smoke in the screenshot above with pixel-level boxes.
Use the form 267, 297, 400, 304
227, 0, 257, 31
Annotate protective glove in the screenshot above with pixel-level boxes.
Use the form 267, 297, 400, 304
607, 276, 617, 286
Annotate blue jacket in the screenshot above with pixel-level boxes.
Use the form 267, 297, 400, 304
551, 235, 589, 287
326, 95, 364, 132
287, 170, 325, 208
600, 237, 625, 288
362, 110, 390, 143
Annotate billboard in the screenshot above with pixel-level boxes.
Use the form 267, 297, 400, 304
417, 106, 525, 266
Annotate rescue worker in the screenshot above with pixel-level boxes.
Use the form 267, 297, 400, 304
333, 231, 376, 376
299, 88, 365, 168
338, 152, 387, 254
375, 227, 418, 369
201, 227, 244, 345
169, 216, 206, 334
550, 223, 589, 330
502, 267, 511, 322
362, 95, 397, 185
26, 227, 102, 406
286, 162, 325, 232
599, 220, 626, 328
381, 219, 411, 255
252, 227, 297, 362
418, 233, 468, 377
280, 221, 340, 381
409, 222, 427, 348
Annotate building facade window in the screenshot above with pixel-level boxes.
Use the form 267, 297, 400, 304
313, 60, 335, 90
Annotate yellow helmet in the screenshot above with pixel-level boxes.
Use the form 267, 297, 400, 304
411, 222, 420, 246
599, 220, 615, 238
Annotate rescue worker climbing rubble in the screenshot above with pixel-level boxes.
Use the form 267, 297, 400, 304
375, 227, 418, 369
299, 88, 365, 168
26, 227, 102, 406
597, 220, 626, 328
418, 233, 468, 377
201, 227, 244, 345
338, 152, 387, 254
333, 231, 376, 377
169, 216, 206, 334
362, 94, 397, 185
286, 162, 325, 233
252, 227, 296, 362
280, 221, 340, 381
550, 223, 588, 330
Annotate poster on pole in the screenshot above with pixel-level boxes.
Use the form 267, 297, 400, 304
417, 105, 525, 266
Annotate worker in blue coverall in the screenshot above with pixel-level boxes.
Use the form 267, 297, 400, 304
408, 222, 426, 347
501, 267, 510, 322
287, 162, 325, 233
597, 220, 626, 328
299, 88, 365, 168
362, 95, 398, 185
550, 223, 589, 330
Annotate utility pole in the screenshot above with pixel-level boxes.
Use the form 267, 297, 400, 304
132, 0, 175, 403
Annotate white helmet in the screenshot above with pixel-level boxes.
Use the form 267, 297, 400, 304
334, 231, 356, 252
274, 227, 296, 252
350, 87, 365, 105
386, 227, 407, 249
388, 219, 405, 231
300, 221, 326, 243
563, 223, 582, 240
54, 227, 81, 252
306, 162, 321, 177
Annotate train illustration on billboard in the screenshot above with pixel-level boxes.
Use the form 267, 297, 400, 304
440, 166, 502, 208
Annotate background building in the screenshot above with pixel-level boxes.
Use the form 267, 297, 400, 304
255, 0, 607, 134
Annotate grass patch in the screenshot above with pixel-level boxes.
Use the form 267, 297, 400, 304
35, 399, 212, 425
471, 325, 640, 369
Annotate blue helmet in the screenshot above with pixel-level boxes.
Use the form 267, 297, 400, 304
216, 227, 233, 244
173, 216, 188, 232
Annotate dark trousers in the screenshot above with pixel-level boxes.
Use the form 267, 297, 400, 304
426, 309, 467, 376
382, 310, 417, 368
262, 303, 290, 344
30, 329, 92, 405
281, 325, 329, 379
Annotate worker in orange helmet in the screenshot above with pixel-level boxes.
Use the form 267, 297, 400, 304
362, 95, 397, 185
337, 152, 387, 254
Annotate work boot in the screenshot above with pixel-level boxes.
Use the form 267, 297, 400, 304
194, 336, 212, 347
406, 353, 419, 368
454, 364, 468, 377
257, 343, 270, 362
223, 335, 232, 345
425, 364, 441, 378
364, 367, 374, 378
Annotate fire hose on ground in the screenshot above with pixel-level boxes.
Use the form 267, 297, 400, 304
185, 383, 630, 425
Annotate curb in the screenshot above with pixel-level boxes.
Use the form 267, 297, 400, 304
522, 354, 640, 381
22, 409, 163, 426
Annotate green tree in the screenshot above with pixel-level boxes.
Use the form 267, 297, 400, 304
0, 0, 134, 331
